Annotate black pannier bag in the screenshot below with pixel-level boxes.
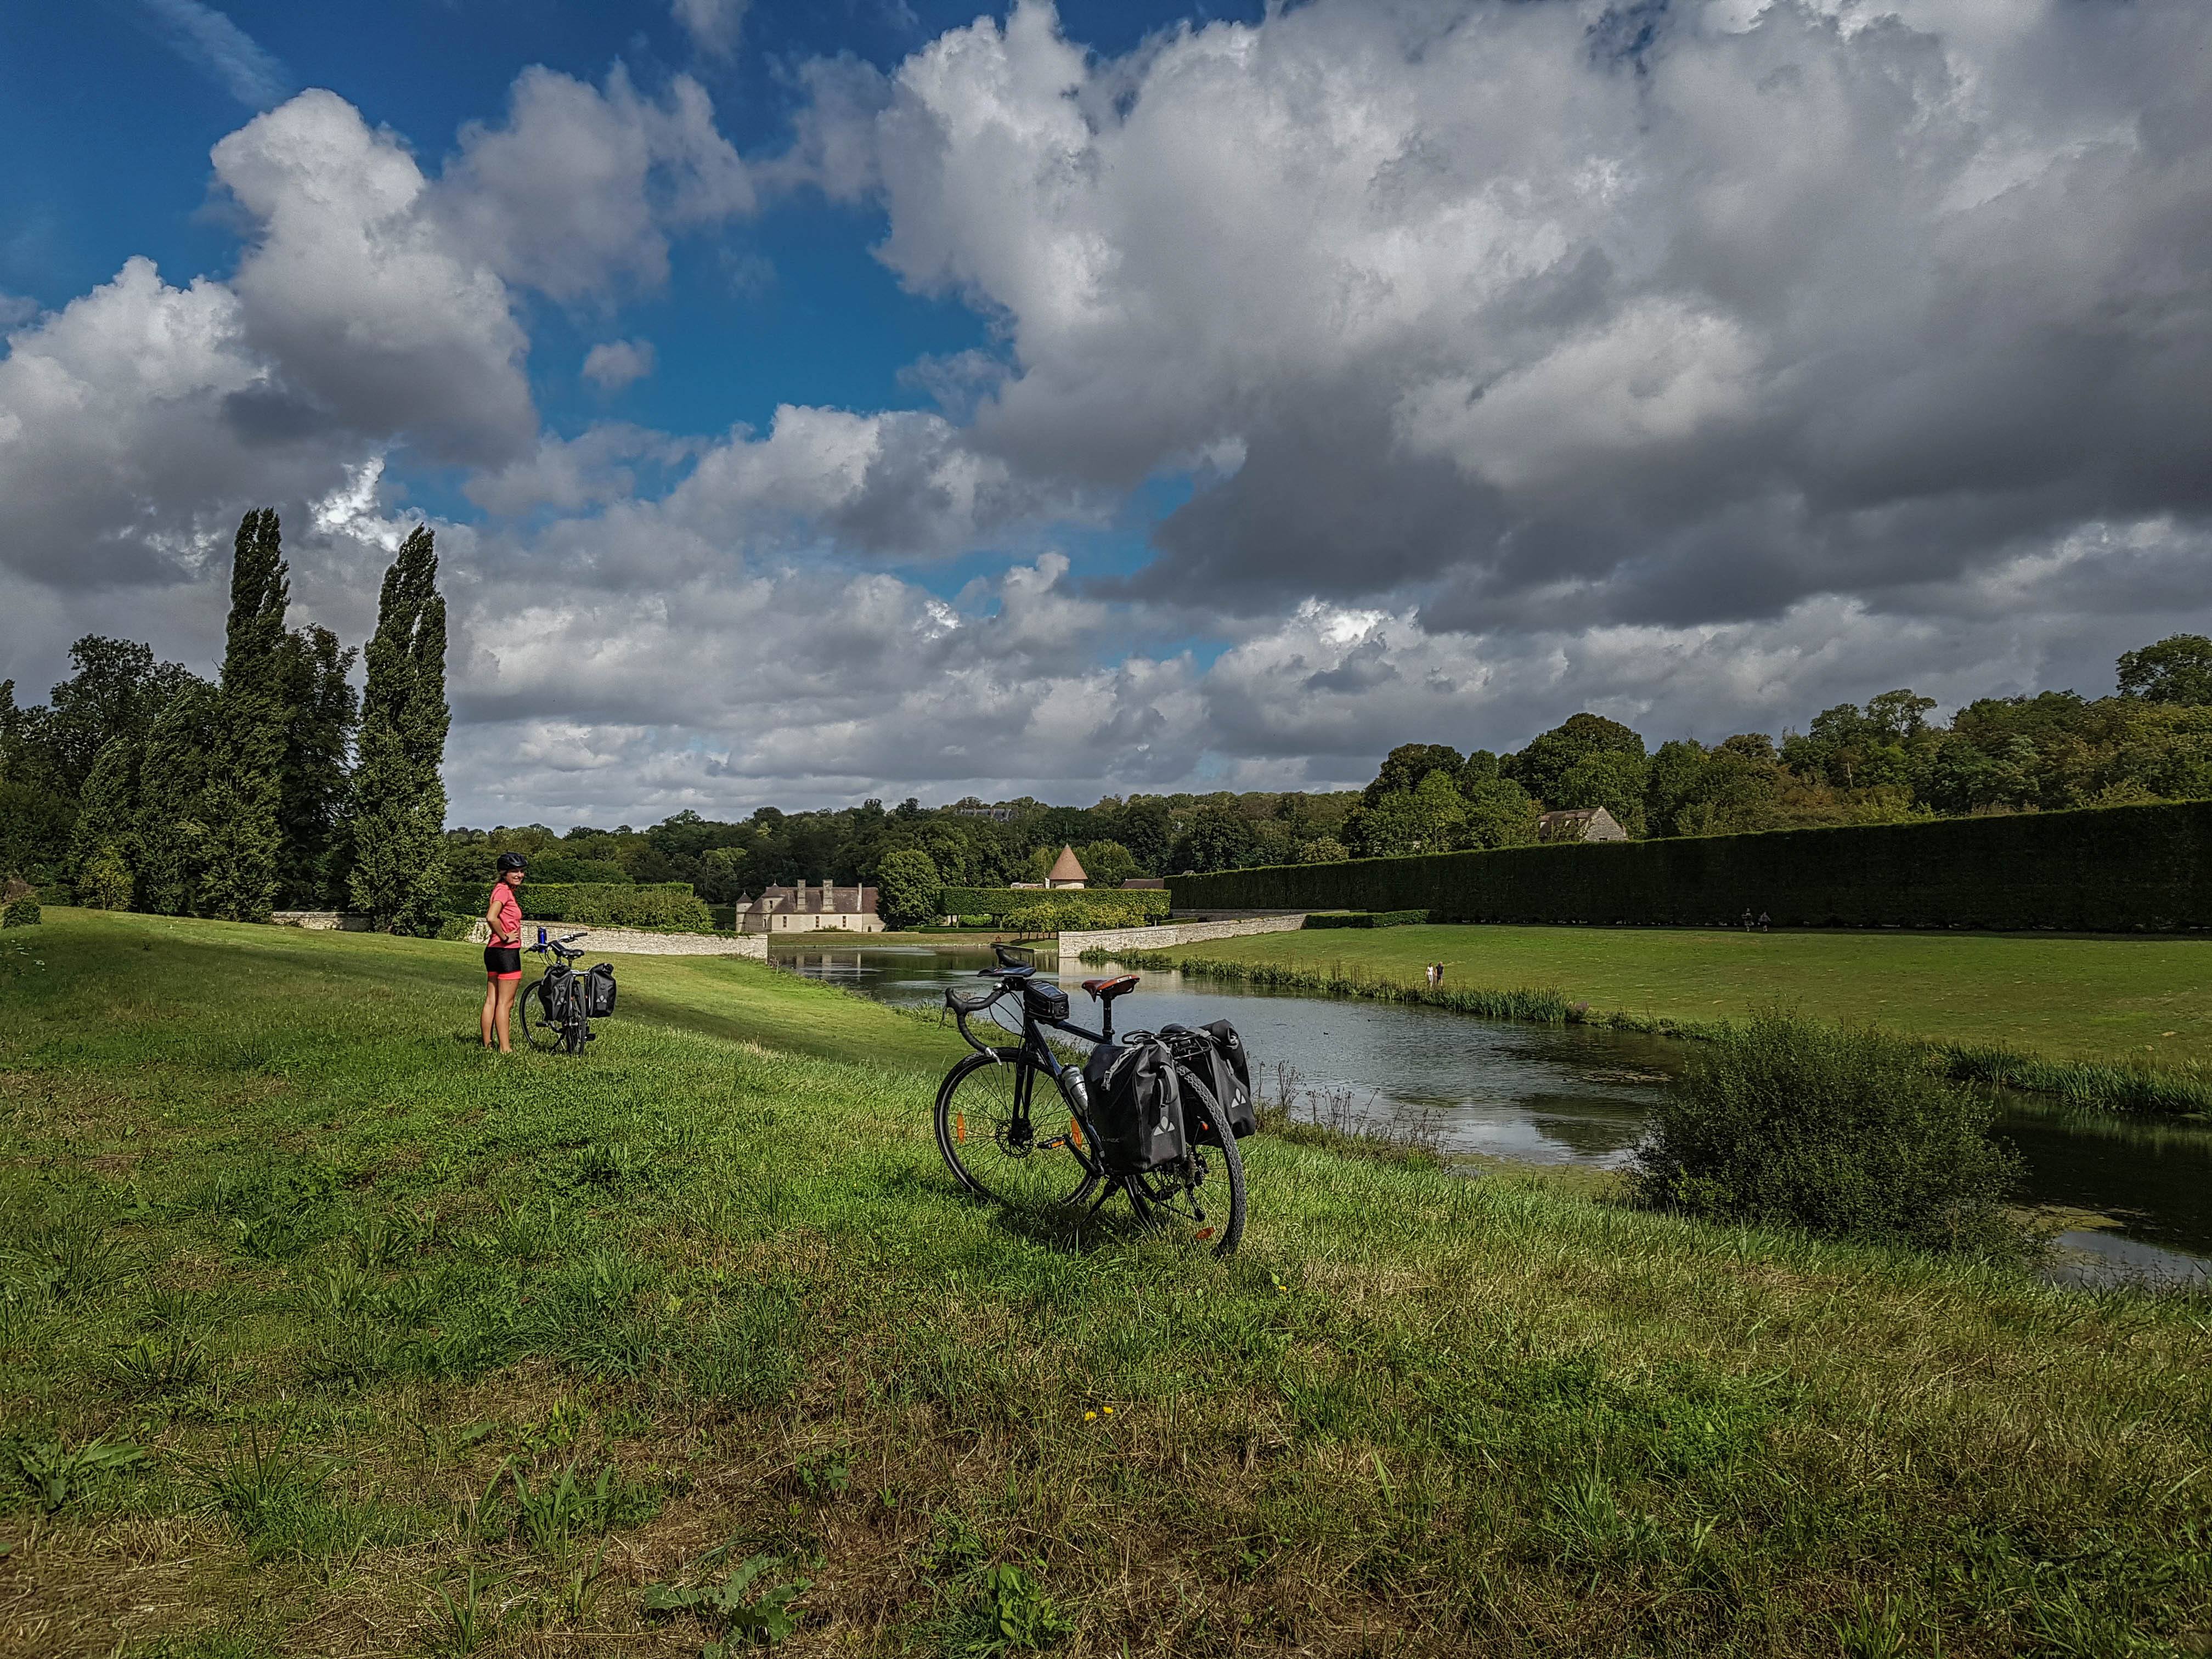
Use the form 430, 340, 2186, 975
583, 962, 618, 1019
1087, 1035, 1188, 1175
537, 963, 576, 1021
1162, 1022, 1261, 1142
1022, 979, 1070, 1024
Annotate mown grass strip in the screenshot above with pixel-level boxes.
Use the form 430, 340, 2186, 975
1091, 947, 2212, 1114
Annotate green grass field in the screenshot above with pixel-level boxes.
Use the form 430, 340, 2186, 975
1, 910, 2207, 1656
1142, 924, 2212, 1069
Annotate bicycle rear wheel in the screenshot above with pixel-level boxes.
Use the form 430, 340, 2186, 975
1124, 1063, 1246, 1256
935, 1051, 1101, 1211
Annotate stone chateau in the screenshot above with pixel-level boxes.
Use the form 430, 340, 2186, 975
735, 881, 884, 933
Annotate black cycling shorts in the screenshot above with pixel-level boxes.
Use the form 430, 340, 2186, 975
484, 945, 522, 979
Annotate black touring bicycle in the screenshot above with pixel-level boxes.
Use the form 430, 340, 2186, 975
935, 945, 1258, 1254
518, 927, 617, 1054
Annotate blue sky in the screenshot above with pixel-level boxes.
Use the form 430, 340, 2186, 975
3, 0, 2208, 823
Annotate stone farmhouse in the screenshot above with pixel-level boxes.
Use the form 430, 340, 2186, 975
735, 881, 884, 933
1536, 806, 1628, 843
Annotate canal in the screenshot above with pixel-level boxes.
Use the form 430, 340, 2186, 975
778, 942, 2212, 1288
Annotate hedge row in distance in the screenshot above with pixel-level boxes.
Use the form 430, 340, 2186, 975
445, 882, 713, 931
1169, 799, 2212, 932
938, 887, 1172, 922
1304, 909, 1430, 929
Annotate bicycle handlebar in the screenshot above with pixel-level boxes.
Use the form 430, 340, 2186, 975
942, 978, 1104, 1059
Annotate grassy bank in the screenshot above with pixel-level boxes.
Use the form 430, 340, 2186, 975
1, 911, 2207, 1656
1094, 926, 2212, 1113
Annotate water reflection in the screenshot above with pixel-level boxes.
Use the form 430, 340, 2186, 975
778, 943, 2212, 1287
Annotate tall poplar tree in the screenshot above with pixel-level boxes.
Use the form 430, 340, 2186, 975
349, 526, 450, 933
196, 509, 292, 921
70, 737, 143, 908
136, 681, 219, 916
275, 625, 360, 908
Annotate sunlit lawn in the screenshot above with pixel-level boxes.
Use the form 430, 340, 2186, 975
1158, 923, 2212, 1068
0, 910, 2204, 1656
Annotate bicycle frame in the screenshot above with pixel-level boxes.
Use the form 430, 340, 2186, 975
946, 973, 1111, 1081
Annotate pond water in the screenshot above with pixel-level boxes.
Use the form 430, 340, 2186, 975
779, 943, 2212, 1290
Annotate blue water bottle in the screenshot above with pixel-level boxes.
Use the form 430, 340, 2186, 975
537, 926, 546, 946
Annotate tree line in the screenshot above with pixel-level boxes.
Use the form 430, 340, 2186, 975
1339, 635, 2212, 858
15, 575, 2203, 919
438, 789, 1365, 906
0, 511, 452, 931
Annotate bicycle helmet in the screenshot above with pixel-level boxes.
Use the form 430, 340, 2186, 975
496, 852, 528, 873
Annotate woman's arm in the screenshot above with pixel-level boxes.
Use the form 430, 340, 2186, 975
484, 886, 515, 944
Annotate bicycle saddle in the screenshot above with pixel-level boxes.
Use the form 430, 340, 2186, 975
1081, 974, 1139, 1001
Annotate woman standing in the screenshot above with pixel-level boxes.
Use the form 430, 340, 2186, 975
481, 852, 527, 1051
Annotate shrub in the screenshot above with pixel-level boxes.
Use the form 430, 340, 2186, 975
998, 893, 1172, 932
940, 887, 1171, 926
78, 847, 133, 911
434, 915, 479, 942
1632, 1012, 2025, 1256
2, 898, 40, 928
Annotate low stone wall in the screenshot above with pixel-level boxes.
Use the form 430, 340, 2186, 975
552, 927, 767, 958
465, 917, 765, 957
1054, 914, 1308, 957
270, 911, 374, 931
1167, 908, 1317, 921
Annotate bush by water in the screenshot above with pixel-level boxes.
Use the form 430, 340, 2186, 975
1634, 1011, 2026, 1256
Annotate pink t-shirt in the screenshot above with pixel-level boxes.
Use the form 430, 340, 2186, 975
490, 883, 522, 945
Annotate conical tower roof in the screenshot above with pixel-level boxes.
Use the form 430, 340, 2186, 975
1047, 844, 1087, 882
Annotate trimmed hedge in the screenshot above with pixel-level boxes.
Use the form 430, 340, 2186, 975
938, 887, 1172, 923
1169, 800, 2212, 932
1304, 909, 1430, 929
445, 882, 712, 931
2, 898, 40, 928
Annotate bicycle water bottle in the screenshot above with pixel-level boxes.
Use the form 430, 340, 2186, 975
1061, 1070, 1091, 1114
537, 926, 546, 946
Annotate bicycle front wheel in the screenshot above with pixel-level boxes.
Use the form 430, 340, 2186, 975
1124, 1063, 1247, 1256
520, 978, 563, 1051
935, 1051, 1101, 1211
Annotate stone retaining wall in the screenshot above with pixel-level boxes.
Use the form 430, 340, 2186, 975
270, 911, 374, 931
466, 918, 766, 957
1054, 914, 1308, 957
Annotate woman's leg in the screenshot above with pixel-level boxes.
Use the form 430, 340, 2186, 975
493, 977, 521, 1053
481, 977, 499, 1047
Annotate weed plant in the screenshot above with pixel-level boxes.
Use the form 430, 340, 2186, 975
1634, 1011, 2027, 1256
0, 910, 2206, 1656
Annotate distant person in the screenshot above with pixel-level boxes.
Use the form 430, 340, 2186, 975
1741, 908, 1755, 932
481, 853, 527, 1052
1758, 911, 1771, 932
